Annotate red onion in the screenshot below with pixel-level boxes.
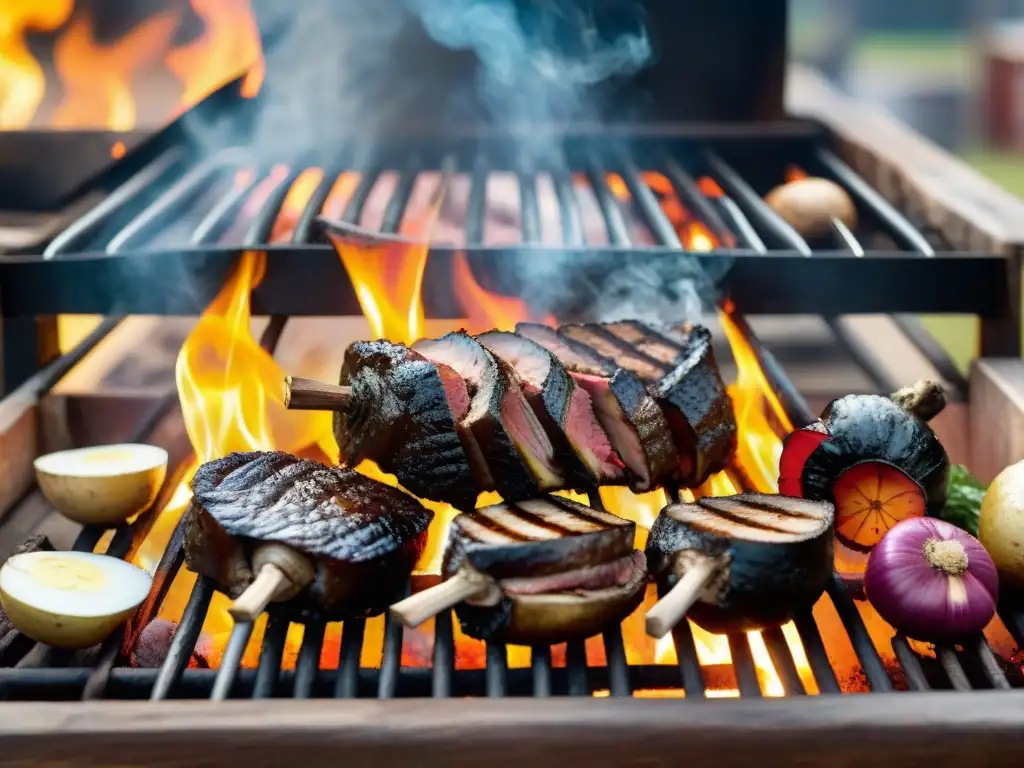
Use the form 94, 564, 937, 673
864, 517, 998, 641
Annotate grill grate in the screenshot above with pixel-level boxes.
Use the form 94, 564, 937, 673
1, 131, 1021, 702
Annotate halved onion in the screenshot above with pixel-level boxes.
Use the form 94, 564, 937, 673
0, 550, 152, 649
34, 443, 167, 525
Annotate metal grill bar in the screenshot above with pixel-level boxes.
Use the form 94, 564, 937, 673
531, 646, 553, 697
294, 619, 326, 699
728, 635, 762, 697
334, 619, 365, 699
431, 610, 456, 698
252, 614, 289, 699
485, 643, 508, 698
891, 636, 930, 691
566, 641, 589, 696
792, 611, 841, 694
149, 577, 214, 701
762, 627, 806, 695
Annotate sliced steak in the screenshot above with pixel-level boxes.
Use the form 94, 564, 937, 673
334, 340, 479, 510
515, 322, 679, 492
563, 322, 737, 486
477, 330, 624, 488
414, 331, 564, 500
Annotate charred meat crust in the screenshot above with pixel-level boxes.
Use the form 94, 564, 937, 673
645, 493, 833, 634
415, 331, 561, 501
184, 451, 432, 621
333, 340, 478, 511
442, 497, 636, 581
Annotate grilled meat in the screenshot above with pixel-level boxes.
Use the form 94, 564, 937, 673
646, 493, 834, 634
442, 496, 647, 644
516, 322, 679, 492
184, 451, 433, 621
477, 330, 624, 488
334, 340, 479, 511
561, 321, 737, 486
414, 331, 564, 500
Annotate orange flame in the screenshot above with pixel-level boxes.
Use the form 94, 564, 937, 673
698, 177, 724, 199
451, 252, 555, 334
0, 0, 262, 131
785, 166, 809, 184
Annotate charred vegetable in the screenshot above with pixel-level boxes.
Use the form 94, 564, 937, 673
779, 380, 950, 553
184, 451, 433, 622
645, 493, 834, 636
865, 517, 998, 641
390, 496, 647, 644
979, 460, 1024, 587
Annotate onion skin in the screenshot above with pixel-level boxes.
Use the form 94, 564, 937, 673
864, 517, 998, 641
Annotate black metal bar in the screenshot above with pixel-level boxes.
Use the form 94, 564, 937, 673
44, 148, 185, 257
566, 640, 590, 696
71, 525, 106, 554
891, 314, 970, 397
792, 610, 841, 694
380, 170, 419, 234
252, 613, 289, 699
936, 646, 972, 692
728, 635, 762, 697
210, 621, 255, 701
465, 158, 487, 245
106, 151, 247, 253
973, 635, 1012, 690
661, 156, 733, 245
602, 627, 632, 697
711, 195, 768, 252
826, 575, 893, 692
294, 618, 326, 699
334, 618, 365, 699
189, 175, 259, 245
586, 159, 631, 246
761, 627, 806, 695
431, 611, 455, 698
485, 643, 508, 698
377, 609, 404, 699
149, 577, 214, 701
551, 169, 584, 246
670, 617, 707, 699
619, 157, 682, 247
815, 148, 936, 255
824, 316, 901, 394
341, 167, 382, 225
292, 169, 339, 244
531, 646, 553, 698
891, 635, 931, 691
242, 167, 306, 246
704, 150, 812, 255
830, 218, 865, 256
519, 172, 542, 244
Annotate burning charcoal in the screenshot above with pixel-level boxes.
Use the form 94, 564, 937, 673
184, 451, 433, 622
132, 619, 213, 669
0, 535, 54, 666
645, 493, 834, 637
332, 340, 480, 511
477, 330, 624, 489
560, 321, 737, 486
391, 496, 647, 645
516, 322, 679, 492
414, 331, 564, 501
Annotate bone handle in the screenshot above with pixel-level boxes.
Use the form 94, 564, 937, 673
644, 556, 719, 639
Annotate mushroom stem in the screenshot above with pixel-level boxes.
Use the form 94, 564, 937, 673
228, 543, 315, 622
390, 569, 499, 629
890, 379, 946, 422
283, 376, 352, 411
644, 556, 719, 639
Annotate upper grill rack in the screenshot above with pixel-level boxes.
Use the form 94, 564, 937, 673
0, 129, 1021, 700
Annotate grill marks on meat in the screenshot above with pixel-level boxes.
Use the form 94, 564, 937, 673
516, 322, 679, 492
185, 451, 432, 621
478, 330, 623, 487
414, 332, 563, 500
334, 340, 478, 510
560, 321, 737, 486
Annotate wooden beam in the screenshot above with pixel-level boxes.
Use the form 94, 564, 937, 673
970, 359, 1024, 483
1, 695, 1024, 767
0, 386, 37, 523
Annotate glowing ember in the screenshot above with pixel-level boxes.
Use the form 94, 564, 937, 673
785, 166, 809, 184
698, 177, 725, 198
0, 0, 262, 131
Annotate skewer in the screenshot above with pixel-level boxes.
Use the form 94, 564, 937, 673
228, 543, 315, 622
644, 556, 718, 639
389, 569, 500, 629
283, 376, 352, 411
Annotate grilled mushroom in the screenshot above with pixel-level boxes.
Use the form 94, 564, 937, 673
644, 493, 834, 637
184, 451, 433, 622
390, 496, 647, 645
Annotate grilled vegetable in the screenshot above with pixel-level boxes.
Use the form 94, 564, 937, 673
778, 380, 949, 553
645, 493, 834, 636
979, 459, 1024, 587
865, 517, 998, 641
334, 340, 479, 511
478, 330, 624, 488
765, 177, 858, 239
558, 321, 736, 486
517, 322, 680, 492
414, 331, 564, 500
184, 451, 433, 622
0, 536, 54, 665
391, 496, 647, 644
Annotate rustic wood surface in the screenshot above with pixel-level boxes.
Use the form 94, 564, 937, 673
969, 358, 1024, 483
0, 387, 38, 524
0, 695, 1023, 767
